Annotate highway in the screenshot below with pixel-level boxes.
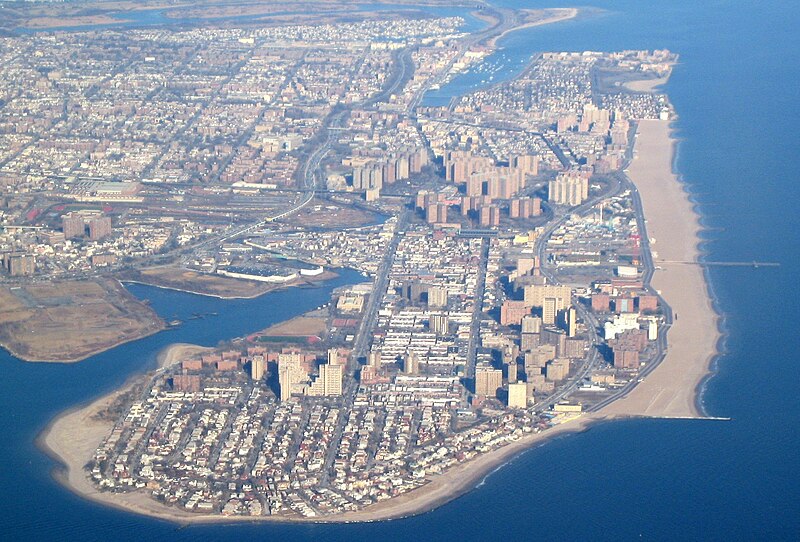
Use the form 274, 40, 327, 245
176, 37, 418, 260
526, 125, 679, 413
465, 238, 490, 380
350, 211, 410, 365
318, 211, 409, 484
586, 160, 674, 413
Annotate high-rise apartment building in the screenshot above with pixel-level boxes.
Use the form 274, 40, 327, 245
507, 382, 528, 408
548, 172, 589, 206
475, 367, 503, 396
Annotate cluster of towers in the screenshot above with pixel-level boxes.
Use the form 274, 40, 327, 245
547, 171, 590, 206
351, 147, 429, 191
61, 211, 112, 241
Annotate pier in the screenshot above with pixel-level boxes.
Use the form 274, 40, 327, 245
658, 260, 780, 268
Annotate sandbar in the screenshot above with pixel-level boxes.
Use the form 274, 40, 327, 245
487, 8, 578, 48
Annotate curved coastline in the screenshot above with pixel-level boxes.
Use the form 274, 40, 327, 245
672, 123, 727, 419
670, 119, 724, 421
0, 320, 165, 365
38, 375, 606, 525
486, 8, 579, 48
34, 31, 724, 531
598, 119, 721, 420
38, 343, 215, 523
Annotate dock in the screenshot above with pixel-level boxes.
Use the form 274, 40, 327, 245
658, 260, 779, 268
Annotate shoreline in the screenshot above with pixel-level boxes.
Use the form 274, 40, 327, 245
0, 324, 165, 365
35, 30, 722, 530
120, 278, 273, 301
487, 8, 579, 48
39, 379, 613, 525
38, 343, 215, 523
674, 130, 727, 418
0, 267, 337, 363
598, 119, 720, 419
0, 278, 166, 364
331, 414, 601, 523
122, 270, 340, 301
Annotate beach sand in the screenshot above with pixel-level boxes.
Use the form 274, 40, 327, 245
335, 416, 594, 522
623, 76, 669, 93
336, 120, 722, 522
487, 8, 578, 47
42, 396, 594, 524
599, 119, 719, 418
39, 343, 215, 522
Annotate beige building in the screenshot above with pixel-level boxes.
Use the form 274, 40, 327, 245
524, 283, 572, 308
430, 313, 449, 335
307, 363, 343, 397
250, 355, 266, 380
403, 351, 419, 374
278, 353, 307, 401
567, 307, 577, 337
543, 296, 563, 325
507, 382, 528, 408
475, 367, 502, 396
327, 348, 343, 366
521, 315, 542, 334
548, 172, 589, 206
546, 358, 571, 381
428, 286, 448, 308
368, 350, 381, 368
505, 361, 518, 383
337, 292, 365, 313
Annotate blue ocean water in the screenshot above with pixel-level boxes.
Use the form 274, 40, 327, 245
2, 1, 799, 540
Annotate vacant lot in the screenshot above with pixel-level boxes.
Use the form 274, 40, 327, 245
0, 279, 164, 362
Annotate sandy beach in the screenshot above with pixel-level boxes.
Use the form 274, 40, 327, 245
41, 391, 596, 525
39, 343, 215, 522
335, 415, 595, 522
598, 119, 720, 419
33, 60, 723, 529
38, 338, 598, 525
487, 8, 579, 48
623, 76, 669, 93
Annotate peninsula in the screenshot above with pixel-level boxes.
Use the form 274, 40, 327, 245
0, 279, 164, 363
0, 0, 718, 524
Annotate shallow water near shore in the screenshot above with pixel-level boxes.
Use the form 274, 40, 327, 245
2, 0, 800, 539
